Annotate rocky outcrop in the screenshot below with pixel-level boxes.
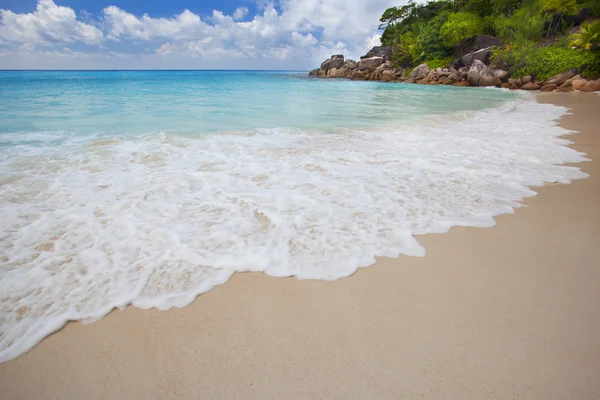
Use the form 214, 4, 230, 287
454, 35, 503, 59
540, 83, 558, 92
360, 45, 393, 62
321, 54, 344, 71
454, 47, 495, 69
344, 59, 358, 70
309, 47, 600, 92
380, 69, 396, 81
521, 82, 540, 90
358, 56, 384, 71
493, 69, 509, 81
467, 60, 501, 87
407, 64, 430, 80
545, 69, 577, 86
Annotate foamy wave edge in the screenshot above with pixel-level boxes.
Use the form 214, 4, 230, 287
0, 95, 588, 362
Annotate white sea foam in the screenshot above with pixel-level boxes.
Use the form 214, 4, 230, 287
0, 99, 588, 362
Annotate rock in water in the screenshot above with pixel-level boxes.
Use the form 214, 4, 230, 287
467, 60, 501, 87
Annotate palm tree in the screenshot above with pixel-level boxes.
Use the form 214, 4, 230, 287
569, 21, 600, 50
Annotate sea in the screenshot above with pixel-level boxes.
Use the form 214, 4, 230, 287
0, 70, 588, 362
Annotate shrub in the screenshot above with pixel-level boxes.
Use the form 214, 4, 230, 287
425, 57, 455, 69
512, 46, 600, 79
440, 12, 485, 47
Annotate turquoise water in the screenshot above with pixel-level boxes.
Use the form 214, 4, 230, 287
0, 70, 517, 142
0, 71, 587, 363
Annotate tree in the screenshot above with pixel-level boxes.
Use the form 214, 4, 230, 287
539, 0, 579, 37
439, 12, 485, 47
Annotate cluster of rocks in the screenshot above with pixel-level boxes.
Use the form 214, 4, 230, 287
308, 52, 403, 81
309, 42, 600, 92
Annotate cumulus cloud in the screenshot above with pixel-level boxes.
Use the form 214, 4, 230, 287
0, 0, 103, 45
0, 0, 402, 69
232, 7, 249, 21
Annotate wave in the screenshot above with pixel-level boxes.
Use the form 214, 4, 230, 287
0, 97, 588, 362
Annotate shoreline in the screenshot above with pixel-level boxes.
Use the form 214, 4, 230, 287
1, 93, 599, 399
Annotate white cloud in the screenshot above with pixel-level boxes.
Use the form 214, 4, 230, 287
0, 0, 403, 69
103, 7, 205, 41
0, 0, 103, 45
365, 33, 382, 49
232, 7, 249, 21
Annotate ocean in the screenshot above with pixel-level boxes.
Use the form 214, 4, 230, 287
0, 70, 587, 362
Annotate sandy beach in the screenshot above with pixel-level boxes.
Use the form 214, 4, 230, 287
1, 93, 599, 400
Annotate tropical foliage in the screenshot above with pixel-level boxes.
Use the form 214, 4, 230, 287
569, 21, 600, 50
379, 0, 600, 77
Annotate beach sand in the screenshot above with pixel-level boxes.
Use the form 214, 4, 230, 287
1, 93, 599, 400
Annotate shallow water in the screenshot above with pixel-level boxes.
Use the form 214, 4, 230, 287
0, 71, 588, 362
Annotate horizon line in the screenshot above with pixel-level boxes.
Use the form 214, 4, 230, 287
0, 69, 309, 72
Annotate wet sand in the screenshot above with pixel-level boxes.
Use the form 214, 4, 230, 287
1, 93, 599, 400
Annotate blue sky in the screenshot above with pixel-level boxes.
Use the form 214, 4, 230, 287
0, 0, 399, 69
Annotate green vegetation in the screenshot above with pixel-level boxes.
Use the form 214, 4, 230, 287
569, 21, 600, 49
379, 0, 600, 78
440, 12, 485, 47
512, 47, 600, 78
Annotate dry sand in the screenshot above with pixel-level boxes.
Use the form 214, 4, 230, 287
1, 93, 599, 400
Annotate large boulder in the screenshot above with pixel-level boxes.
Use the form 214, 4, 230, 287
545, 69, 577, 86
333, 67, 350, 78
321, 54, 344, 71
521, 82, 540, 90
350, 70, 369, 80
361, 45, 393, 62
454, 35, 502, 58
407, 64, 430, 80
358, 56, 384, 71
580, 80, 599, 92
572, 78, 588, 91
454, 47, 495, 69
344, 59, 358, 70
540, 84, 558, 92
467, 60, 501, 87
380, 70, 397, 82
493, 69, 509, 81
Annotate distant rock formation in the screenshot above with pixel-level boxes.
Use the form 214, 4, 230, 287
309, 45, 600, 92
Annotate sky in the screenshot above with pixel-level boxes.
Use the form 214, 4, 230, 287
0, 0, 402, 70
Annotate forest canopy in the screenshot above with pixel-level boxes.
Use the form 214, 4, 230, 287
378, 0, 600, 78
